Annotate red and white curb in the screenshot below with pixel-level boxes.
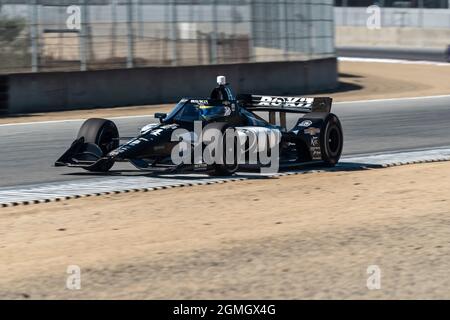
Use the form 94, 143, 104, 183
1, 148, 450, 208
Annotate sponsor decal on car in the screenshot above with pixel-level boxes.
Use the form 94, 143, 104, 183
140, 123, 159, 134
298, 120, 313, 127
161, 124, 179, 130
190, 99, 209, 105
310, 135, 321, 159
153, 145, 166, 151
149, 129, 164, 136
311, 136, 320, 147
311, 147, 322, 160
193, 163, 208, 170
304, 127, 321, 136
257, 96, 314, 108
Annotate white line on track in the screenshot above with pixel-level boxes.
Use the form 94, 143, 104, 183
2, 95, 450, 128
0, 114, 156, 128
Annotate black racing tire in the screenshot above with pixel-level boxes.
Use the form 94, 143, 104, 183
320, 113, 343, 166
77, 118, 119, 172
205, 122, 239, 176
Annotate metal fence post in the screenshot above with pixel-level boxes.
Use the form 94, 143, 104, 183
247, 0, 255, 62
126, 0, 135, 68
111, 0, 117, 59
170, 0, 178, 66
330, 1, 336, 57
342, 0, 348, 26
29, 0, 39, 72
279, 0, 288, 60
307, 1, 314, 59
211, 0, 218, 64
418, 0, 424, 28
79, 0, 88, 71
137, 0, 143, 39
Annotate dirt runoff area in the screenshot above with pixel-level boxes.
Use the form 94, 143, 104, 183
1, 161, 449, 299
1, 60, 450, 125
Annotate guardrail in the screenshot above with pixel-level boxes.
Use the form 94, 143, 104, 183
3, 58, 337, 114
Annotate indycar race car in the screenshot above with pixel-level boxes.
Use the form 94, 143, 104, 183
55, 76, 343, 176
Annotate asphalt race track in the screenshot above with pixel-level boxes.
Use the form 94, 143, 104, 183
0, 95, 450, 188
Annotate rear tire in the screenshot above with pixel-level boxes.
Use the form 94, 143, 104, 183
320, 113, 343, 166
77, 118, 119, 172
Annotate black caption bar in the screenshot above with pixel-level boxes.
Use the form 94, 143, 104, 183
0, 300, 446, 319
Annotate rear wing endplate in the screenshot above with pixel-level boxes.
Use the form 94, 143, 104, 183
238, 94, 332, 114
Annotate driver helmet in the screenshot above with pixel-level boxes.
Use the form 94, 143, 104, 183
210, 76, 235, 101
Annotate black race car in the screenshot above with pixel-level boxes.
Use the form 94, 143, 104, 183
55, 76, 343, 176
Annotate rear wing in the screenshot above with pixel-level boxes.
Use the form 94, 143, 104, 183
237, 94, 332, 114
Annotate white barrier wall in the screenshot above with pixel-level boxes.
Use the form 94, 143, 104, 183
335, 7, 450, 28
4, 58, 338, 114
334, 7, 450, 49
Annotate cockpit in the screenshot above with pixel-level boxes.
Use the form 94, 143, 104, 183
169, 101, 233, 122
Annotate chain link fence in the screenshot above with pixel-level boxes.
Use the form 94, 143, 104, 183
0, 0, 334, 74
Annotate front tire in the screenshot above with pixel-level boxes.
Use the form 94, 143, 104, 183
212, 133, 239, 176
205, 123, 239, 176
77, 118, 119, 172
